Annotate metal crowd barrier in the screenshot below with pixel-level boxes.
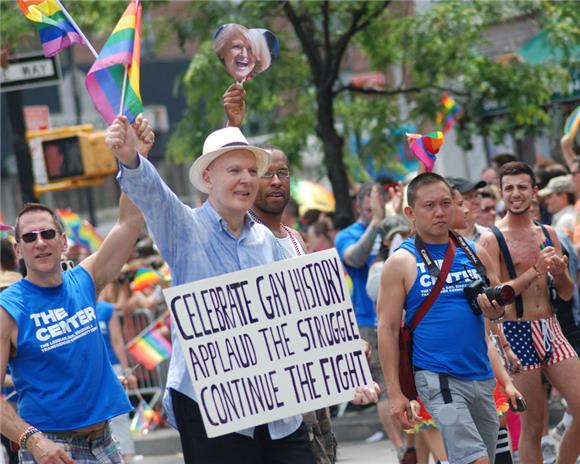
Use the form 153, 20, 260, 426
119, 307, 169, 409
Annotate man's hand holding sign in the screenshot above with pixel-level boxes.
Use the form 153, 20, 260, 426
163, 249, 374, 437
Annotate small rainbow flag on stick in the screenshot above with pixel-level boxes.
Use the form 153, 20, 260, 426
127, 314, 172, 370
564, 106, 580, 137
407, 131, 445, 173
85, 0, 143, 124
436, 95, 461, 133
18, 0, 97, 58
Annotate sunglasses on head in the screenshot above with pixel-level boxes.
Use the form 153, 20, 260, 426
20, 228, 58, 243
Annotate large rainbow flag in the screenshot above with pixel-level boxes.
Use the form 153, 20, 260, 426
127, 315, 172, 370
18, 0, 85, 57
564, 106, 580, 137
85, 0, 143, 124
57, 209, 103, 253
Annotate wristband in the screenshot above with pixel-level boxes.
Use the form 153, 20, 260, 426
18, 426, 41, 450
490, 309, 506, 323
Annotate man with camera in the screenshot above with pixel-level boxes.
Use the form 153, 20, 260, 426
479, 162, 580, 464
378, 172, 523, 464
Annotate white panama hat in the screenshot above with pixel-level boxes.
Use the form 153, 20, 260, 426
189, 127, 271, 194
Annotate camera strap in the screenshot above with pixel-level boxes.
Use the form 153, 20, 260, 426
449, 230, 488, 283
490, 225, 524, 319
410, 233, 457, 331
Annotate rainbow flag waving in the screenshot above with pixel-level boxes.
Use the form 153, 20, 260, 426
85, 0, 143, 124
57, 209, 103, 253
564, 106, 580, 137
127, 314, 172, 370
436, 95, 461, 133
18, 0, 85, 57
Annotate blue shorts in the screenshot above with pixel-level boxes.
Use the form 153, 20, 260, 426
503, 315, 577, 370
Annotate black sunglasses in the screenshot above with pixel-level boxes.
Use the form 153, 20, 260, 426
21, 228, 58, 244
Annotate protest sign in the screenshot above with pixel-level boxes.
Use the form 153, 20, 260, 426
163, 248, 372, 437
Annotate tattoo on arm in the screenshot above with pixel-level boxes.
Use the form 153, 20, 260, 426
344, 225, 379, 268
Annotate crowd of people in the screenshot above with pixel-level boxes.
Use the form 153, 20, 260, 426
0, 79, 579, 464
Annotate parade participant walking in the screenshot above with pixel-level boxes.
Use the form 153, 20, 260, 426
378, 172, 522, 464
479, 161, 580, 464
108, 113, 319, 463
0, 116, 153, 464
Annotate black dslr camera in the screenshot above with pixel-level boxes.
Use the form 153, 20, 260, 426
464, 280, 515, 315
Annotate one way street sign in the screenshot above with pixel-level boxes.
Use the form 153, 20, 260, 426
0, 52, 62, 93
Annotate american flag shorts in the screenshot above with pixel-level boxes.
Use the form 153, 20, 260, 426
503, 315, 577, 370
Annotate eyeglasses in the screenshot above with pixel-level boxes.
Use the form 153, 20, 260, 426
481, 206, 496, 213
20, 228, 58, 243
261, 169, 290, 179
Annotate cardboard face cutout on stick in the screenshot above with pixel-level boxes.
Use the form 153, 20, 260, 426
214, 23, 279, 83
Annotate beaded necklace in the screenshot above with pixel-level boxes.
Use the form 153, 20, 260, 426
248, 209, 303, 256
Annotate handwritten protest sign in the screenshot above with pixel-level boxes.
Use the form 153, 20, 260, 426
163, 249, 372, 437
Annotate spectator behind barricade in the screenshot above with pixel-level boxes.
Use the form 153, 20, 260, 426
446, 177, 487, 241
481, 166, 499, 188
538, 175, 577, 239
477, 187, 499, 228
0, 240, 22, 292
306, 220, 333, 253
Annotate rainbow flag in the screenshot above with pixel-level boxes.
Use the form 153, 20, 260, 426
564, 106, 580, 137
57, 209, 103, 253
130, 268, 163, 292
407, 131, 444, 173
18, 0, 85, 57
436, 95, 461, 133
127, 316, 172, 370
85, 0, 143, 124
130, 398, 162, 435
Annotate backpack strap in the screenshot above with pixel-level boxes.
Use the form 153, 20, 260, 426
490, 225, 524, 319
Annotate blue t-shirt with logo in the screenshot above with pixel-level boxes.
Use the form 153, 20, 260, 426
399, 238, 493, 381
335, 221, 380, 328
0, 266, 131, 430
96, 301, 120, 366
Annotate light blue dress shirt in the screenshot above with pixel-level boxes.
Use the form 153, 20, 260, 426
117, 155, 302, 438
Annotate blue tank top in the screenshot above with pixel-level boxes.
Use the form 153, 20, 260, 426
96, 301, 120, 365
399, 238, 493, 380
0, 266, 131, 430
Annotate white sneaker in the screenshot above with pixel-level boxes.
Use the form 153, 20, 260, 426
542, 441, 557, 464
550, 421, 568, 442
365, 431, 384, 443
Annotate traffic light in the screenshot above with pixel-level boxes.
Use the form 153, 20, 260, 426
26, 125, 118, 195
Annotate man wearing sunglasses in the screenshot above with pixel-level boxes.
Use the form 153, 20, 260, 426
0, 115, 154, 464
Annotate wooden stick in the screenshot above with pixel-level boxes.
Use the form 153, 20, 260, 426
119, 64, 128, 116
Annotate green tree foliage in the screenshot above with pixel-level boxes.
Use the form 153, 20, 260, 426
166, 0, 576, 219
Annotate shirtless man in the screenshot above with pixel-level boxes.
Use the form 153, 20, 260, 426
479, 161, 580, 464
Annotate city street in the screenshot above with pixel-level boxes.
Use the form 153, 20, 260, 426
136, 439, 403, 464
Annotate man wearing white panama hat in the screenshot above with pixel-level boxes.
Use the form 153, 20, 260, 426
106, 119, 315, 464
